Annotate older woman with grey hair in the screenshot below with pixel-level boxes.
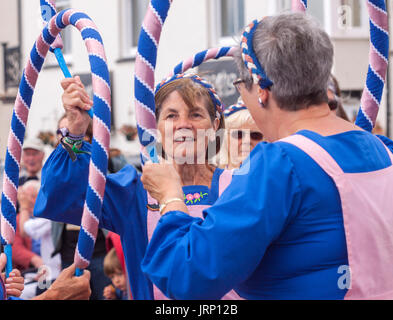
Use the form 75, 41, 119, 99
140, 13, 393, 300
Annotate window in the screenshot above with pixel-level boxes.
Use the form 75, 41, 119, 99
273, 0, 368, 38
275, 0, 291, 12
212, 0, 245, 46
339, 0, 362, 28
42, 0, 72, 67
122, 0, 149, 58
56, 0, 72, 55
219, 0, 245, 38
274, 0, 325, 27
329, 0, 368, 38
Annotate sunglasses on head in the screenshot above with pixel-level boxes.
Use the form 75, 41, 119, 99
231, 130, 263, 141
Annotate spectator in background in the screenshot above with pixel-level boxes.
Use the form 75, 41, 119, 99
13, 183, 44, 274
108, 147, 128, 174
218, 99, 264, 169
327, 75, 350, 121
15, 180, 44, 299
105, 231, 131, 299
19, 139, 45, 186
18, 180, 61, 298
51, 113, 111, 300
102, 248, 128, 300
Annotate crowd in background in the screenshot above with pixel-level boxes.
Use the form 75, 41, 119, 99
0, 71, 387, 299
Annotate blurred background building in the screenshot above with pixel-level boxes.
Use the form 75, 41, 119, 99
0, 0, 392, 166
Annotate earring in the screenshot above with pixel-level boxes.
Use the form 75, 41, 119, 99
258, 98, 265, 108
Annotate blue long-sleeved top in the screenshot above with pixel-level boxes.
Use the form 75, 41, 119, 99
34, 142, 227, 300
141, 130, 393, 300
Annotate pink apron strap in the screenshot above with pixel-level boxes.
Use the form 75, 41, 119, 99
281, 133, 393, 299
280, 135, 344, 177
376, 137, 393, 164
219, 169, 234, 197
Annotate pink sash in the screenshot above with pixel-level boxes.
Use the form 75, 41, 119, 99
281, 134, 393, 299
147, 169, 243, 300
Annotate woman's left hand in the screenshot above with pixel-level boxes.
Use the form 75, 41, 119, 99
141, 162, 183, 204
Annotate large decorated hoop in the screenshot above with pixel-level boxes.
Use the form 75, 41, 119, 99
168, 46, 237, 77
355, 0, 389, 132
292, 0, 307, 12
0, 8, 111, 277
40, 0, 94, 118
134, 0, 240, 163
292, 0, 389, 132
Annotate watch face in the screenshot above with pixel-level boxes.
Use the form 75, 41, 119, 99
147, 203, 160, 212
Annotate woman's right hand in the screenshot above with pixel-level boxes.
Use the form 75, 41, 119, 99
61, 76, 93, 136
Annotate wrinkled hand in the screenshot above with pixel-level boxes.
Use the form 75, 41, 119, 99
61, 76, 93, 136
103, 284, 116, 300
0, 253, 24, 298
141, 162, 183, 204
34, 264, 91, 300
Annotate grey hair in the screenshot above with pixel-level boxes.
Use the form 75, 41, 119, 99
234, 13, 334, 111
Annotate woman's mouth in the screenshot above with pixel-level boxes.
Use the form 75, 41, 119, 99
174, 137, 195, 143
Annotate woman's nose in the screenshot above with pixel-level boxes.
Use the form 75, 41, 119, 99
175, 115, 193, 129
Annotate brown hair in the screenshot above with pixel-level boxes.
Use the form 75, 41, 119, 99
155, 77, 225, 157
329, 75, 349, 121
103, 248, 123, 276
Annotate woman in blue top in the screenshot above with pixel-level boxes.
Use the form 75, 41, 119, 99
34, 74, 242, 299
140, 13, 393, 300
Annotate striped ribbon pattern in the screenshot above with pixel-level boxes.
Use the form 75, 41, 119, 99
292, 0, 307, 12
1, 9, 111, 275
224, 98, 247, 118
355, 0, 389, 132
40, 0, 96, 120
135, 0, 240, 163
169, 47, 237, 77
40, 0, 64, 51
134, 0, 173, 163
155, 73, 224, 118
291, 0, 389, 131
241, 20, 274, 89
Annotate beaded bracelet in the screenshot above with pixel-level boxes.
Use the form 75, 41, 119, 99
57, 127, 85, 142
60, 136, 90, 161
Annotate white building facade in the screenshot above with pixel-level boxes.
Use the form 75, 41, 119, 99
0, 0, 392, 162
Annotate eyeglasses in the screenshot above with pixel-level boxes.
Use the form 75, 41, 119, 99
233, 79, 245, 93
231, 130, 263, 141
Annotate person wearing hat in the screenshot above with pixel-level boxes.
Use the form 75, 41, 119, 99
19, 138, 45, 187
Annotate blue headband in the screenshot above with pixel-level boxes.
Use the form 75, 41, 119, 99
241, 19, 273, 89
155, 73, 223, 118
224, 99, 248, 118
